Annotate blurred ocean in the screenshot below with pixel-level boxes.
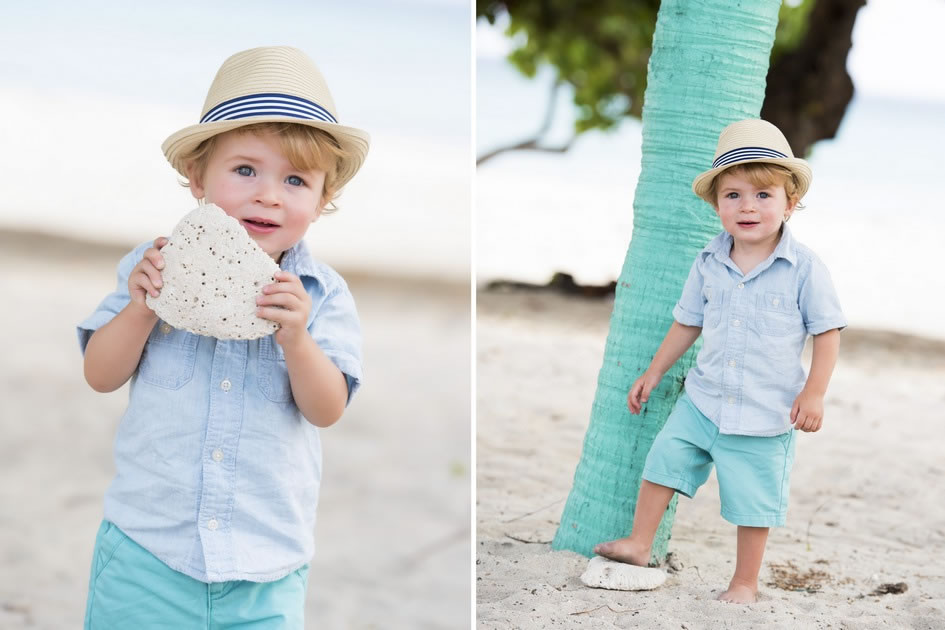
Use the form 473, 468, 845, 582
477, 56, 945, 341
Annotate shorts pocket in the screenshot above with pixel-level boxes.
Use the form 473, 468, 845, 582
137, 321, 199, 389
85, 521, 130, 628
294, 563, 310, 589
755, 292, 801, 337
91, 521, 129, 582
257, 335, 294, 403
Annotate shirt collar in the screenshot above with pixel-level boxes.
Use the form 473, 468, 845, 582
278, 240, 319, 279
702, 223, 798, 268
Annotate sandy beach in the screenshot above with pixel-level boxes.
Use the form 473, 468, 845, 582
0, 230, 470, 629
477, 288, 945, 629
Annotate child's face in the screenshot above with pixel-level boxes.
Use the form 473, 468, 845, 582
713, 171, 797, 248
189, 130, 326, 261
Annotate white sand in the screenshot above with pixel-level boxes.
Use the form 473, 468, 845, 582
477, 289, 945, 629
0, 231, 470, 629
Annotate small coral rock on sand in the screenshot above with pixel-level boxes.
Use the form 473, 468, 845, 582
580, 556, 667, 591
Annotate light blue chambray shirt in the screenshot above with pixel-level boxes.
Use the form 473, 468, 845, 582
77, 239, 362, 583
672, 225, 846, 437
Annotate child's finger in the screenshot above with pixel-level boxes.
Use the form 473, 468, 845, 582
256, 291, 301, 310
272, 270, 299, 284
790, 400, 799, 424
626, 384, 641, 414
153, 236, 169, 249
131, 269, 160, 298
262, 281, 304, 297
144, 249, 165, 271
256, 305, 292, 324
139, 260, 164, 291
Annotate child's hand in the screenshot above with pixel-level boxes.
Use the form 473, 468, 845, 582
128, 236, 168, 311
256, 270, 312, 349
791, 388, 824, 432
627, 370, 664, 415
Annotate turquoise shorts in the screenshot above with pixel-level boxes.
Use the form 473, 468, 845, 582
642, 393, 796, 527
84, 521, 309, 629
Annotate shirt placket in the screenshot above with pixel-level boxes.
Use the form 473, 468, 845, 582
720, 275, 749, 432
197, 338, 247, 580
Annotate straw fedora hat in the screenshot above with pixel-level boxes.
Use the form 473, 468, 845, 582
162, 46, 370, 190
692, 119, 811, 204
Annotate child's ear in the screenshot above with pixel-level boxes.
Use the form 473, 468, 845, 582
784, 195, 799, 221
311, 200, 325, 223
313, 192, 334, 221
186, 165, 204, 200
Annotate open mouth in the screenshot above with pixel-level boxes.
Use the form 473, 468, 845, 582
241, 218, 281, 234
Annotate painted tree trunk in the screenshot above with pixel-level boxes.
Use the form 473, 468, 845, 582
552, 0, 782, 560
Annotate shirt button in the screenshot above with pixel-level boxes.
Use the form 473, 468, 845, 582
221, 379, 231, 392
772, 298, 780, 306
212, 449, 224, 462
737, 283, 744, 289
728, 397, 736, 405
160, 323, 173, 334
732, 319, 741, 327
207, 518, 219, 531
728, 360, 736, 367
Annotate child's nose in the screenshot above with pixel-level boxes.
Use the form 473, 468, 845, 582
255, 177, 281, 206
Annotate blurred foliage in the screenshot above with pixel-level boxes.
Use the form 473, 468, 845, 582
773, 0, 816, 59
478, 0, 815, 134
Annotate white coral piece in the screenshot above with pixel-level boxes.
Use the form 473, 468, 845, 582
146, 204, 280, 340
580, 556, 667, 591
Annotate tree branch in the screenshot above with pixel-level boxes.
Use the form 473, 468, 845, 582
477, 79, 576, 166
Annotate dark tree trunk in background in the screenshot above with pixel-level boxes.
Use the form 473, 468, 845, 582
763, 0, 866, 155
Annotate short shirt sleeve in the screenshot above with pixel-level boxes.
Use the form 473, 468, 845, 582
76, 242, 150, 355
306, 278, 363, 405
672, 256, 706, 327
798, 256, 847, 335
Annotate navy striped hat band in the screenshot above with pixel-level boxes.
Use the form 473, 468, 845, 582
712, 146, 788, 169
200, 92, 337, 125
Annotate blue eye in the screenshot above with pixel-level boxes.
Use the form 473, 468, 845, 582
758, 191, 770, 199
236, 165, 254, 177
726, 192, 739, 199
286, 175, 305, 187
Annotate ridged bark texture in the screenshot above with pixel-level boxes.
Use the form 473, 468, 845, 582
552, 0, 781, 560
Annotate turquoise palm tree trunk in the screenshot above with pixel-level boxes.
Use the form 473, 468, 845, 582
552, 0, 782, 560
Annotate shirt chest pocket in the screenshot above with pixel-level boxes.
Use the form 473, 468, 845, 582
137, 321, 199, 389
755, 292, 802, 337
257, 335, 295, 404
703, 286, 725, 329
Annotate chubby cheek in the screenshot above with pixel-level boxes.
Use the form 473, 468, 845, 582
202, 191, 241, 218
218, 205, 241, 220
714, 206, 734, 225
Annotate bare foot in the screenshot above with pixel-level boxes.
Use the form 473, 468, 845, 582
592, 537, 650, 566
717, 582, 757, 604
